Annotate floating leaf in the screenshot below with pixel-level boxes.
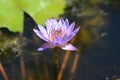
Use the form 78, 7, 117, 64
0, 0, 66, 32
0, 0, 23, 32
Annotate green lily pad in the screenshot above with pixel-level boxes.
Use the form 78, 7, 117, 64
0, 0, 66, 32
0, 0, 23, 32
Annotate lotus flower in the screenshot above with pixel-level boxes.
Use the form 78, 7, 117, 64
33, 17, 80, 51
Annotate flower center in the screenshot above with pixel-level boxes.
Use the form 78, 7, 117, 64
49, 28, 65, 41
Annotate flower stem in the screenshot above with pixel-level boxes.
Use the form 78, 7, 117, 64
54, 47, 59, 80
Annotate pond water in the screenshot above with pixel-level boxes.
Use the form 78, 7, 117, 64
0, 0, 120, 80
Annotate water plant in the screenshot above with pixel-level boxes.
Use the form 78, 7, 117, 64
33, 17, 80, 79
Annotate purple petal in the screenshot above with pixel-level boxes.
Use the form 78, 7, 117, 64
65, 18, 69, 28
38, 43, 55, 51
67, 22, 75, 35
64, 26, 81, 43
58, 18, 69, 29
53, 36, 65, 46
60, 43, 78, 51
38, 25, 48, 38
58, 18, 67, 32
45, 19, 53, 34
58, 18, 64, 27
72, 26, 81, 35
46, 18, 58, 32
33, 29, 49, 42
59, 17, 65, 25
51, 18, 58, 27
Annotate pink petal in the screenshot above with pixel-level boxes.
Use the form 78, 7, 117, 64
60, 43, 78, 51
37, 43, 55, 51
